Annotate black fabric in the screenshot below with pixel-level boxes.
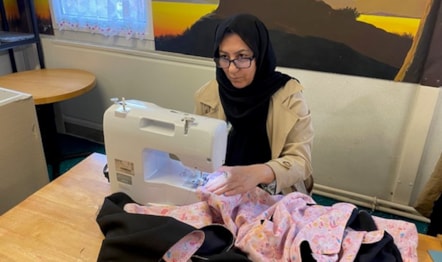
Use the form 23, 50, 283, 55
96, 192, 250, 262
345, 209, 403, 262
299, 241, 316, 262
355, 231, 403, 262
346, 209, 378, 231
427, 193, 442, 236
214, 13, 292, 166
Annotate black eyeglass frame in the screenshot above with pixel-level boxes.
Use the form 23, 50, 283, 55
213, 56, 255, 69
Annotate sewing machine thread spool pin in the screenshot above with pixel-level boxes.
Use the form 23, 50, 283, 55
121, 97, 127, 111
110, 97, 130, 114
182, 116, 195, 135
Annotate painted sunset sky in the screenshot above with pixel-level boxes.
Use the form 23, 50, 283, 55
151, 0, 427, 37
1, 0, 427, 38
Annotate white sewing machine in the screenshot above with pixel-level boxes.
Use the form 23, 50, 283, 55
103, 98, 227, 206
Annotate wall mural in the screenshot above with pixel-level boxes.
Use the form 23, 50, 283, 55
420, 1, 442, 87
153, 0, 431, 83
33, 0, 53, 34
0, 0, 53, 35
2, 0, 437, 85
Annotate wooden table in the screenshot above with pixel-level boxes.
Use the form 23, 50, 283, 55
418, 234, 442, 261
0, 153, 440, 261
0, 153, 107, 261
0, 68, 96, 178
0, 68, 96, 105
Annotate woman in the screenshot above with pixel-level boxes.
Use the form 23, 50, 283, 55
194, 13, 314, 196
414, 153, 442, 236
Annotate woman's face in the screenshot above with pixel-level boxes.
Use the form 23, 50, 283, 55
218, 33, 256, 89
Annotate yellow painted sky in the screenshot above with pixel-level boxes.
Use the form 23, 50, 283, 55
3, 0, 50, 20
34, 0, 51, 20
357, 14, 420, 36
152, 2, 420, 38
152, 2, 217, 36
3, 0, 19, 20
3, 1, 420, 38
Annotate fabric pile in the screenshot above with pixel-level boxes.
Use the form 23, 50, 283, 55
96, 187, 418, 261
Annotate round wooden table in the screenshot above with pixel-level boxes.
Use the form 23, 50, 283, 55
0, 68, 97, 179
0, 68, 96, 105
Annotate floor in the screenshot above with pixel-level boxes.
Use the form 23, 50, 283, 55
52, 134, 429, 234
47, 134, 106, 180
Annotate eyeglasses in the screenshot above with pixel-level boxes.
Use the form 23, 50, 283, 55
214, 57, 255, 69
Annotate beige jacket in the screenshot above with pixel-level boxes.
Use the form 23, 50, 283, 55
194, 79, 314, 194
414, 153, 442, 217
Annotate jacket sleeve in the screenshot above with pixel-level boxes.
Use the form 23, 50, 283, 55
265, 88, 314, 194
414, 153, 442, 217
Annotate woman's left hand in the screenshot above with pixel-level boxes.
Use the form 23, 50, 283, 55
205, 164, 275, 196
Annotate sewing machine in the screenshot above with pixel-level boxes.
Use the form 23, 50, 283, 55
103, 98, 227, 206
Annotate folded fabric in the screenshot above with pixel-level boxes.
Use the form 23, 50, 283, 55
96, 192, 250, 262
96, 188, 418, 261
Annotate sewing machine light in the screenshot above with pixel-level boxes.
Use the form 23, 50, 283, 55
110, 97, 119, 104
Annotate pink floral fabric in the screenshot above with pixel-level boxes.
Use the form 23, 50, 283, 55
124, 186, 418, 261
162, 230, 205, 262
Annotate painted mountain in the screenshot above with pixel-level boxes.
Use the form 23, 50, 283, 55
323, 0, 425, 18
155, 0, 415, 81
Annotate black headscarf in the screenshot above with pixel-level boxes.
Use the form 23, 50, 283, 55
214, 14, 292, 166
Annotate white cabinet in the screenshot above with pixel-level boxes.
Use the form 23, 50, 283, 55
0, 87, 48, 214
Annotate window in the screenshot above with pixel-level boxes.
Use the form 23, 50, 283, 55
50, 0, 153, 40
